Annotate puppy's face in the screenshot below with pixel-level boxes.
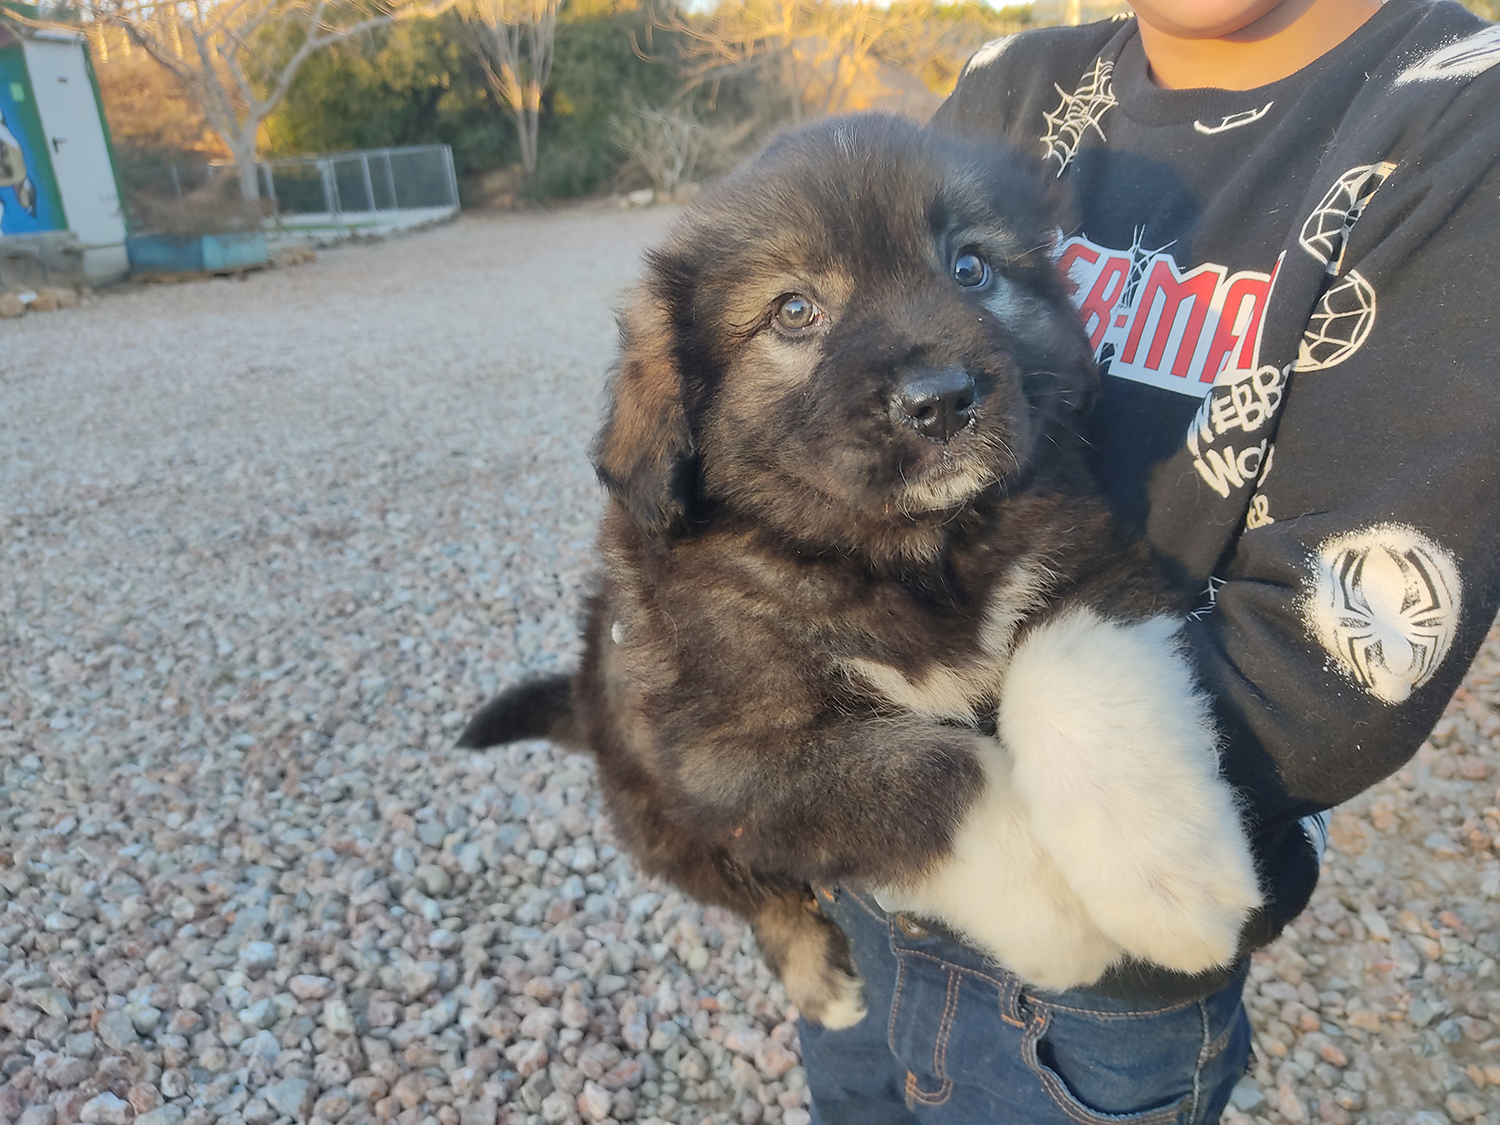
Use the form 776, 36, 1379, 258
596, 116, 1097, 560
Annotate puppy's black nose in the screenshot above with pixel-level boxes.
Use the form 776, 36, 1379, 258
894, 369, 976, 442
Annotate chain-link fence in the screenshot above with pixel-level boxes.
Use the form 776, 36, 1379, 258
263, 146, 459, 221
118, 145, 459, 235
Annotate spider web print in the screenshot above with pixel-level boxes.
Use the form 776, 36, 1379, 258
1295, 270, 1376, 371
1118, 227, 1173, 311
1094, 229, 1172, 371
1303, 524, 1462, 704
1298, 163, 1397, 276
1041, 58, 1117, 178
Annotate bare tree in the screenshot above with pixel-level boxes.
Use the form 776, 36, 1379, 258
73, 0, 448, 205
461, 0, 561, 178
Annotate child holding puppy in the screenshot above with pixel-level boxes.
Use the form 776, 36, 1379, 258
803, 1, 1500, 1121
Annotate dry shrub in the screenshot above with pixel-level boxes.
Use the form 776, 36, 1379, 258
611, 102, 710, 194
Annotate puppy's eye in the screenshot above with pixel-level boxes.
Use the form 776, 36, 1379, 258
952, 252, 991, 289
773, 294, 824, 334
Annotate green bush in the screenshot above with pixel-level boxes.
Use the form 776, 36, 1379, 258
263, 14, 512, 176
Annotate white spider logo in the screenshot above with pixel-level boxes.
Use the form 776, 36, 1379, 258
1305, 524, 1461, 704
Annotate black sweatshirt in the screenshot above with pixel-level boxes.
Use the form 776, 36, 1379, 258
934, 0, 1500, 997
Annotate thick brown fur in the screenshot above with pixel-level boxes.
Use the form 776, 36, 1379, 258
461, 115, 1194, 1022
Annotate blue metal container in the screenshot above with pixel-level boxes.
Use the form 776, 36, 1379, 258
126, 231, 267, 275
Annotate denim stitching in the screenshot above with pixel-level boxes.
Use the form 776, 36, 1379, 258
933, 969, 961, 1078
841, 887, 890, 923
888, 946, 1201, 1022
907, 1075, 955, 1106
1202, 1008, 1238, 1061
1001, 977, 1025, 1027
903, 974, 958, 1108
889, 946, 1013, 990
887, 950, 908, 1056
1037, 996, 1197, 1019
1188, 999, 1210, 1124
903, 1070, 954, 1108
892, 964, 957, 1107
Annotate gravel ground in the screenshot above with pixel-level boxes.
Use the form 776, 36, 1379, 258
3, 207, 1499, 1125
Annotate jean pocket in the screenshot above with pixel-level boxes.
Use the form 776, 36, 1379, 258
886, 956, 959, 1108
1021, 997, 1196, 1125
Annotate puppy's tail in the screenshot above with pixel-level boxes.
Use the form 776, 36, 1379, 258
456, 673, 582, 750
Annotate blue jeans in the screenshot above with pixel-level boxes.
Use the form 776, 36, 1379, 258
801, 886, 1251, 1125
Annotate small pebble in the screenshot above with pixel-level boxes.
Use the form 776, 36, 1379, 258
240, 942, 279, 972
414, 865, 453, 898
264, 1078, 313, 1119
81, 1093, 133, 1125
97, 1010, 139, 1050
289, 975, 337, 1000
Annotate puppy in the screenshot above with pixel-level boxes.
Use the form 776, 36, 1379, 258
460, 115, 1263, 1027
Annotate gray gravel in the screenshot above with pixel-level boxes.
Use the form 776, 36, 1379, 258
3, 206, 1499, 1125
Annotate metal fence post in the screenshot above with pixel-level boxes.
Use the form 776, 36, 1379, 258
360, 153, 376, 214
320, 157, 341, 227
382, 151, 397, 212
260, 163, 278, 211
442, 145, 460, 210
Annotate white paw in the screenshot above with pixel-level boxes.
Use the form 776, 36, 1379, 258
775, 919, 868, 1028
1001, 609, 1263, 975
816, 970, 868, 1029
878, 737, 1124, 991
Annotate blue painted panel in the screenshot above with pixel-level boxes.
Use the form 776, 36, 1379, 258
0, 45, 66, 234
126, 232, 267, 274
201, 232, 267, 271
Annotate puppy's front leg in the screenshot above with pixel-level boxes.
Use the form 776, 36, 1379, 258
711, 719, 987, 892
751, 888, 866, 1029
998, 607, 1263, 974
693, 721, 988, 1026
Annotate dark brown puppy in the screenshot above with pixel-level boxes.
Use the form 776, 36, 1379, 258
461, 115, 1262, 1026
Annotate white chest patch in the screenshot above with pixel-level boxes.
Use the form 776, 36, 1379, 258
840, 564, 1050, 719
841, 658, 982, 724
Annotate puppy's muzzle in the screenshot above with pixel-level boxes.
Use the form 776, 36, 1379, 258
893, 369, 977, 442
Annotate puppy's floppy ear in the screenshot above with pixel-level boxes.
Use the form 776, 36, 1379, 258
593, 285, 694, 537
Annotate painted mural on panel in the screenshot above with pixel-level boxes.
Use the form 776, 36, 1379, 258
0, 44, 64, 233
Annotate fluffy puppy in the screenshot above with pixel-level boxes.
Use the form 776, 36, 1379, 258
460, 115, 1262, 1027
